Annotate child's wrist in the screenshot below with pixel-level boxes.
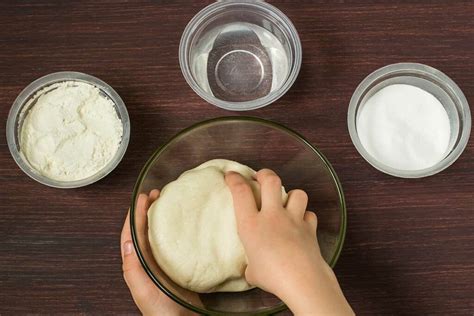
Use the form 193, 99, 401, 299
274, 269, 324, 308
275, 260, 344, 315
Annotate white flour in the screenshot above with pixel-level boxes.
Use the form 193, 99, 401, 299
357, 84, 451, 171
20, 81, 123, 181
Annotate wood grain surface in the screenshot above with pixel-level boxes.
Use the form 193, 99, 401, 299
0, 1, 473, 315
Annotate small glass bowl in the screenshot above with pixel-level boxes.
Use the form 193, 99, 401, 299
131, 117, 346, 315
179, 1, 302, 111
348, 63, 471, 178
6, 71, 130, 188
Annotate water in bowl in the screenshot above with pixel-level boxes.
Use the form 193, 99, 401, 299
191, 22, 289, 102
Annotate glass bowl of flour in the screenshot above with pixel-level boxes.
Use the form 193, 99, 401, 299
6, 72, 130, 188
348, 63, 471, 178
130, 117, 346, 315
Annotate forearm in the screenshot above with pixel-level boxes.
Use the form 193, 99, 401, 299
276, 263, 354, 316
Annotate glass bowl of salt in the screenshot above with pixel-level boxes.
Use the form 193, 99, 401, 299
348, 62, 471, 178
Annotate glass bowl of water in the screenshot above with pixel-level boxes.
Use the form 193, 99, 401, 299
179, 1, 302, 111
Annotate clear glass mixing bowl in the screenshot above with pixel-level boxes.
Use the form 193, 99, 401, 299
179, 1, 302, 111
130, 117, 346, 315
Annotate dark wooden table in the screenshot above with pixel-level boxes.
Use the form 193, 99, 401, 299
0, 1, 473, 315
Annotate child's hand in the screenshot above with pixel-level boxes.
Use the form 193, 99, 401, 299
121, 191, 198, 316
225, 169, 354, 316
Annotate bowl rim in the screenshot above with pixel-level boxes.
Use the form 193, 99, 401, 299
347, 62, 471, 178
130, 116, 347, 315
179, 1, 302, 111
6, 71, 130, 189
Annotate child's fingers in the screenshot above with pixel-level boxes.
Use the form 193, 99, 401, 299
135, 193, 150, 234
286, 189, 308, 219
145, 189, 160, 214
256, 169, 283, 211
148, 189, 160, 204
304, 211, 318, 232
225, 172, 258, 223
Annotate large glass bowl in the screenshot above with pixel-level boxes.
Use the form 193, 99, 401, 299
130, 117, 346, 315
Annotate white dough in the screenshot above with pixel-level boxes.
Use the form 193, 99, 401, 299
148, 159, 287, 293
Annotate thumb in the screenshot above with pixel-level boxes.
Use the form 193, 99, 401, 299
122, 240, 161, 313
121, 210, 160, 312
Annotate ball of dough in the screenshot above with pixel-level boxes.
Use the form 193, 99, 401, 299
148, 159, 287, 293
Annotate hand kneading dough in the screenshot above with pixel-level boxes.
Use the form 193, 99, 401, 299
148, 159, 287, 293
